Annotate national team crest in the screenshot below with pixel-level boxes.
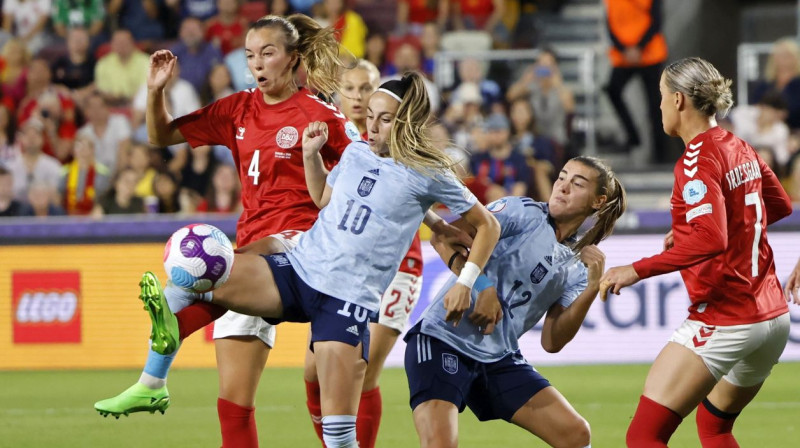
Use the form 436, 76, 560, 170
442, 353, 458, 374
358, 177, 376, 197
276, 126, 299, 149
530, 263, 548, 284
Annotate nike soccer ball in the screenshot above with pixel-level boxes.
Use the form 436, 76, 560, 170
163, 223, 235, 293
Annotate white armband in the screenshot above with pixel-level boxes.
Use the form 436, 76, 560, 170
456, 262, 481, 289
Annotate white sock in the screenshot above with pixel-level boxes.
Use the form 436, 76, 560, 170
138, 372, 166, 389
321, 415, 357, 448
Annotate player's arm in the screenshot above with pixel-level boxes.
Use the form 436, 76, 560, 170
541, 245, 604, 353
786, 257, 800, 305
602, 155, 727, 295
302, 121, 333, 208
146, 50, 187, 146
758, 154, 792, 225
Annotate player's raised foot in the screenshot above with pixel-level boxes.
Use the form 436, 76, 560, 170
94, 383, 170, 418
140, 272, 179, 355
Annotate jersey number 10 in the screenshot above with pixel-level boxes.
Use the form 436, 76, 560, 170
338, 199, 372, 235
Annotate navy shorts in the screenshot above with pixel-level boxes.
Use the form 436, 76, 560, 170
263, 254, 373, 361
404, 323, 551, 422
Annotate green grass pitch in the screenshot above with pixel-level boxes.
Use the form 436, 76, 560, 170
1, 363, 798, 447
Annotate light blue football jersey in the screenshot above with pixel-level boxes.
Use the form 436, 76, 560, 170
288, 141, 477, 312
419, 197, 588, 363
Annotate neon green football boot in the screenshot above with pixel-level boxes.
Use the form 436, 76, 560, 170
140, 272, 180, 355
94, 383, 170, 418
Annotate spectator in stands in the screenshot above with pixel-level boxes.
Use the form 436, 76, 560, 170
752, 37, 800, 131
450, 0, 507, 44
205, 0, 247, 56
383, 42, 440, 112
396, 0, 448, 36
179, 143, 216, 197
1, 0, 50, 54
21, 181, 66, 216
60, 134, 111, 214
201, 63, 235, 105
269, 0, 292, 16
0, 102, 17, 165
168, 0, 218, 21
419, 22, 441, 79
108, 0, 166, 44
196, 163, 241, 213
95, 29, 151, 104
507, 48, 574, 147
78, 91, 132, 175
52, 27, 96, 104
470, 112, 531, 203
604, 0, 668, 161
0, 165, 25, 216
289, 0, 319, 15
129, 143, 157, 199
29, 89, 78, 163
52, 0, 105, 40
444, 81, 484, 150
92, 167, 146, 216
1, 38, 30, 106
364, 32, 388, 75
509, 97, 557, 201
4, 118, 62, 201
784, 155, 800, 201
317, 0, 368, 59
170, 17, 223, 94
152, 170, 181, 213
456, 57, 501, 107
730, 91, 791, 176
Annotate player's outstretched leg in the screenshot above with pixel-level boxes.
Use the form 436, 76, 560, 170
140, 271, 180, 355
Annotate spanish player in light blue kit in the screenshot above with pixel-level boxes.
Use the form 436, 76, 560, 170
406, 156, 626, 448
139, 71, 500, 448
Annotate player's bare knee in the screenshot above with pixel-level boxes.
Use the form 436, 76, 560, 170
567, 417, 591, 447
419, 432, 457, 448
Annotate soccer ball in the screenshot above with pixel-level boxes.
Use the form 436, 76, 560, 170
163, 223, 235, 293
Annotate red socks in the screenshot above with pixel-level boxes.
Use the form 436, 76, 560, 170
217, 398, 258, 448
356, 387, 383, 448
626, 395, 682, 447
176, 302, 227, 340
304, 381, 384, 448
696, 398, 740, 448
305, 380, 325, 446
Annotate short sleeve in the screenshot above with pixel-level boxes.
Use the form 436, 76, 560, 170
556, 262, 588, 308
173, 93, 239, 149
427, 171, 477, 215
486, 196, 545, 239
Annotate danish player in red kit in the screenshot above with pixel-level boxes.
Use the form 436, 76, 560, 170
601, 57, 793, 447
96, 14, 358, 448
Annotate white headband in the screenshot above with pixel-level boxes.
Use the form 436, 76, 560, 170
376, 88, 403, 103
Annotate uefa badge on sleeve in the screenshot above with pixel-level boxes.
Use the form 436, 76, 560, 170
358, 177, 376, 197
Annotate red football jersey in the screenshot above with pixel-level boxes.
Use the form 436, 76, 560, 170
633, 127, 792, 325
175, 87, 358, 247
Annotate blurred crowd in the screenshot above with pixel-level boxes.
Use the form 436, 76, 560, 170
0, 0, 797, 220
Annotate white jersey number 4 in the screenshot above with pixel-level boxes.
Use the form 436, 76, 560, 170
248, 150, 260, 185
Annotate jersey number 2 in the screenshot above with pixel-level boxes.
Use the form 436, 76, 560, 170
744, 192, 762, 277
248, 150, 260, 185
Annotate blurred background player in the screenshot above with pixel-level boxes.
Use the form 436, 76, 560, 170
601, 57, 793, 448
143, 71, 500, 448
409, 156, 625, 448
94, 14, 357, 448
